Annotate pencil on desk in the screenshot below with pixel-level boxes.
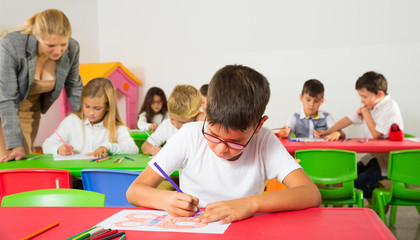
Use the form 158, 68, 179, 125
65, 226, 98, 240
22, 221, 59, 240
90, 229, 118, 240
26, 155, 40, 161
96, 156, 111, 162
118, 157, 124, 164
54, 129, 74, 154
124, 156, 135, 161
113, 157, 120, 163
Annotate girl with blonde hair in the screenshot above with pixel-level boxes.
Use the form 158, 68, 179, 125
43, 78, 138, 157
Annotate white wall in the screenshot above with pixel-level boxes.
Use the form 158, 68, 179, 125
1, 0, 420, 147
98, 0, 420, 138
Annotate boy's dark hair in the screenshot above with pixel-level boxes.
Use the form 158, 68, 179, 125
199, 84, 209, 97
139, 87, 168, 122
301, 79, 324, 97
206, 65, 270, 131
355, 71, 388, 95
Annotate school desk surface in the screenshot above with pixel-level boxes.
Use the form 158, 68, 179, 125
0, 207, 396, 240
0, 154, 178, 177
279, 138, 420, 154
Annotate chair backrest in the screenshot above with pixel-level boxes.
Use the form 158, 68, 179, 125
81, 168, 141, 206
0, 168, 71, 199
388, 150, 420, 200
0, 188, 105, 207
295, 149, 357, 199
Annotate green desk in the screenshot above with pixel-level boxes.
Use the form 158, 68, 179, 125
130, 130, 151, 154
0, 154, 180, 177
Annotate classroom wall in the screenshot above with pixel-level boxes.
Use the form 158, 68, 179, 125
1, 0, 420, 147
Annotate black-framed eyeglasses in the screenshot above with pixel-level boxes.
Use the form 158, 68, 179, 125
201, 119, 261, 150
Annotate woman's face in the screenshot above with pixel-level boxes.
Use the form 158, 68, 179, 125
36, 35, 69, 60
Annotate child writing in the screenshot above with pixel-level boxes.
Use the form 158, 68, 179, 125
317, 71, 403, 200
127, 65, 321, 224
141, 84, 203, 156
137, 87, 168, 132
43, 77, 138, 157
278, 79, 344, 140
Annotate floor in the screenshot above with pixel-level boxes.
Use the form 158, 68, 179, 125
384, 205, 420, 240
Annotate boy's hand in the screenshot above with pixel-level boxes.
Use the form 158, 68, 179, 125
86, 146, 108, 158
151, 145, 162, 156
324, 131, 341, 141
58, 145, 74, 155
278, 125, 291, 138
164, 191, 200, 217
199, 198, 256, 224
314, 129, 327, 137
357, 106, 369, 119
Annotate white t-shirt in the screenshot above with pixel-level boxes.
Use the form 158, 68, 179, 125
347, 95, 403, 175
42, 113, 139, 155
137, 112, 167, 131
149, 121, 301, 207
347, 95, 403, 138
146, 119, 178, 146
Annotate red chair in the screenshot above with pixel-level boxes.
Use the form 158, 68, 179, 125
0, 168, 72, 202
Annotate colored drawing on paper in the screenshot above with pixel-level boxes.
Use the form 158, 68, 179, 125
96, 210, 230, 234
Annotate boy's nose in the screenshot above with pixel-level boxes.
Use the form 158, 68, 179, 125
213, 142, 229, 155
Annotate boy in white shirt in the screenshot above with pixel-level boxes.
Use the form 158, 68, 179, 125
127, 65, 321, 224
141, 85, 203, 156
318, 71, 403, 200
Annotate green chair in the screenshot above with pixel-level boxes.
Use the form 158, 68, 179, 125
371, 149, 420, 226
130, 130, 152, 154
0, 188, 105, 207
295, 149, 363, 208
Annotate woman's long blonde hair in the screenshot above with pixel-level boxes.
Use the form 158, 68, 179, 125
75, 78, 125, 143
20, 9, 72, 39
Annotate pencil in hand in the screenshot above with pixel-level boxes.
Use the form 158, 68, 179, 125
53, 129, 74, 154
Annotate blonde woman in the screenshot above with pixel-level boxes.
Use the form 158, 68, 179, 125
42, 78, 138, 157
0, 9, 83, 162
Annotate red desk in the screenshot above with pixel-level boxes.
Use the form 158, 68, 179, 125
280, 138, 420, 154
0, 207, 395, 240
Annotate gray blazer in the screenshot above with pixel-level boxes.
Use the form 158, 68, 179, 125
0, 31, 83, 150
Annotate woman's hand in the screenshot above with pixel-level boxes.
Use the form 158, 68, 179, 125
87, 146, 108, 158
57, 145, 74, 155
0, 147, 26, 162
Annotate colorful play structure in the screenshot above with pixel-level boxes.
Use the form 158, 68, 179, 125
58, 62, 142, 129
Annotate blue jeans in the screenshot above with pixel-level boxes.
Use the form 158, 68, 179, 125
354, 158, 386, 198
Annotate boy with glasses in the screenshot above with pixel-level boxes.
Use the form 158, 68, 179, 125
127, 65, 321, 224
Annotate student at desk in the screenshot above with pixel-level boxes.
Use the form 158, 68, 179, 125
317, 71, 403, 202
42, 78, 138, 157
141, 85, 203, 156
278, 79, 344, 140
137, 87, 168, 132
127, 65, 321, 224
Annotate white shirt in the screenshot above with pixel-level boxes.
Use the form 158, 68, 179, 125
146, 119, 178, 146
137, 112, 167, 131
149, 121, 301, 207
347, 95, 403, 138
42, 113, 139, 155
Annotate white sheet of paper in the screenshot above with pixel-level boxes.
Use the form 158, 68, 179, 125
96, 210, 230, 234
290, 137, 326, 142
405, 138, 420, 142
53, 154, 95, 161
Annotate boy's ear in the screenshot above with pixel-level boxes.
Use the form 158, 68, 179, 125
299, 94, 303, 102
254, 115, 269, 134
377, 90, 385, 99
